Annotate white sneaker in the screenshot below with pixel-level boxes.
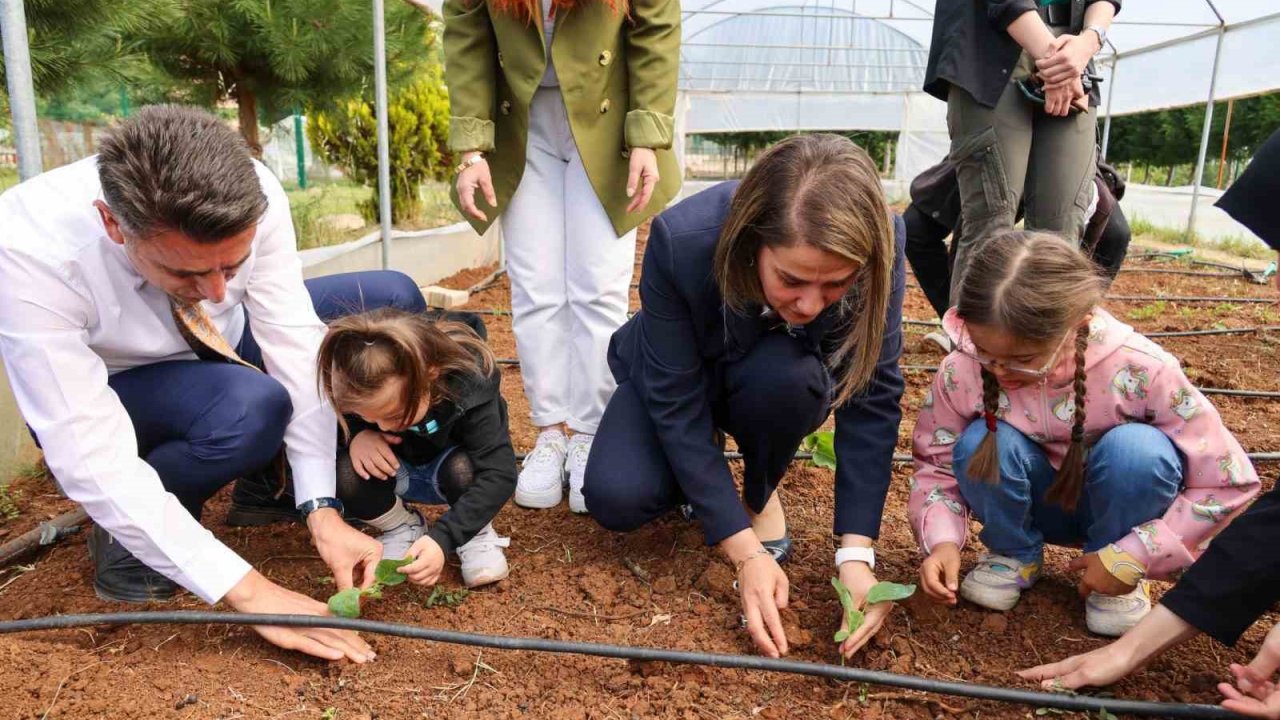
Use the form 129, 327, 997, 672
565, 433, 593, 514
514, 429, 567, 509
458, 523, 511, 588
377, 509, 427, 561
1086, 581, 1151, 637
960, 553, 1042, 611
923, 330, 954, 354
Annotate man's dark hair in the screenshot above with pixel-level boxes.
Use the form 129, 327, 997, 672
97, 105, 269, 243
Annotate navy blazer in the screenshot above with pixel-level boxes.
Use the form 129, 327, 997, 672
608, 181, 907, 545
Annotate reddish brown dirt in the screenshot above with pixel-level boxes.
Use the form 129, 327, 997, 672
0, 236, 1277, 719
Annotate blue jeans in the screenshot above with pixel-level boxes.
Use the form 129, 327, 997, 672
392, 446, 455, 506
952, 421, 1182, 564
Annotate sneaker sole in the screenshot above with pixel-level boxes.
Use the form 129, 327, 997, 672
568, 490, 588, 514
960, 580, 1023, 612
514, 484, 563, 509
225, 505, 302, 527
463, 566, 510, 589
1086, 606, 1150, 637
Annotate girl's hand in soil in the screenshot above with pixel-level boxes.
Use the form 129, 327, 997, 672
401, 535, 447, 586
1219, 623, 1280, 718
310, 508, 382, 592
625, 148, 660, 214
349, 430, 402, 481
224, 569, 376, 663
836, 560, 891, 659
1069, 553, 1135, 598
456, 151, 497, 222
920, 542, 961, 605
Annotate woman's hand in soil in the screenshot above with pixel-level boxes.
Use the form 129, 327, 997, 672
456, 152, 496, 222
1219, 623, 1280, 718
724, 530, 790, 658
309, 508, 382, 592
1069, 553, 1135, 598
401, 535, 447, 586
836, 560, 891, 659
919, 543, 961, 605
349, 430, 402, 480
625, 148, 660, 214
224, 569, 376, 663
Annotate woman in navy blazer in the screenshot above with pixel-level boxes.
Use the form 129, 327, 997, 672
584, 134, 906, 659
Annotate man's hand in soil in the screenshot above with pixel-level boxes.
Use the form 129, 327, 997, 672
1018, 605, 1198, 690
723, 529, 789, 658
1070, 552, 1135, 598
919, 542, 961, 605
1221, 623, 1280, 718
401, 535, 447, 586
309, 508, 382, 591
836, 559, 891, 660
223, 569, 376, 663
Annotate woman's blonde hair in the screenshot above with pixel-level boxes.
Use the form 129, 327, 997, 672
317, 308, 495, 438
956, 231, 1106, 511
714, 133, 895, 407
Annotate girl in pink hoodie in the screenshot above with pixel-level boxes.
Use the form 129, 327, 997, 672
909, 231, 1260, 637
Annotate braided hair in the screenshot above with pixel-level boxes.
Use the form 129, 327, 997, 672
956, 231, 1105, 508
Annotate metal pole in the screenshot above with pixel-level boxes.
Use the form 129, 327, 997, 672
2, 0, 43, 180
1216, 98, 1234, 189
1187, 26, 1224, 239
1100, 57, 1118, 161
293, 110, 308, 190
373, 0, 393, 270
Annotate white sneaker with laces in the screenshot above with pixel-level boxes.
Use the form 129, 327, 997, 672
959, 553, 1042, 611
565, 433, 593, 514
377, 509, 427, 561
514, 429, 568, 508
1086, 581, 1152, 637
458, 523, 511, 588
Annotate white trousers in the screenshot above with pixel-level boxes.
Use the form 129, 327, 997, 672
501, 87, 636, 434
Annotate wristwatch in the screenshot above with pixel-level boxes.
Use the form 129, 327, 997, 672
1085, 24, 1108, 50
835, 546, 876, 570
297, 497, 345, 520
454, 153, 486, 175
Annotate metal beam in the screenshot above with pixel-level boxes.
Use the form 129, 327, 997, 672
1187, 25, 1224, 239
1, 0, 43, 180
373, 0, 393, 270
1100, 57, 1118, 161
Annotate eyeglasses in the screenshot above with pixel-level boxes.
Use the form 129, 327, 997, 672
957, 330, 1072, 380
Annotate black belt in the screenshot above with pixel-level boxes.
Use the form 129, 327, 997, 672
1037, 3, 1072, 27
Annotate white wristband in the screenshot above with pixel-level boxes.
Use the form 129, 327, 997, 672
835, 546, 875, 570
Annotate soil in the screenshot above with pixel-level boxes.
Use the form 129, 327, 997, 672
0, 233, 1277, 719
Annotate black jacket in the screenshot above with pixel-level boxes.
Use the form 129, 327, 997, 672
607, 181, 906, 546
924, 0, 1121, 108
346, 364, 517, 556
1217, 128, 1280, 251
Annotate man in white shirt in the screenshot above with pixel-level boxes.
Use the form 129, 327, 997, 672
0, 105, 427, 663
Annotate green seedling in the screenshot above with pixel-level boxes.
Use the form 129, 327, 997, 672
424, 586, 470, 609
327, 557, 413, 618
802, 431, 837, 470
831, 577, 916, 643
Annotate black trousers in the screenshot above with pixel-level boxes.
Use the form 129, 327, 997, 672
583, 332, 832, 533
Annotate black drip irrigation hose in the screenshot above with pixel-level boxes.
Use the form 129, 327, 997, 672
1108, 295, 1277, 304
0, 611, 1241, 718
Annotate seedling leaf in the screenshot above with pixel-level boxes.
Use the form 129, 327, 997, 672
375, 557, 413, 586
830, 577, 865, 642
328, 587, 363, 618
865, 581, 916, 605
803, 432, 837, 470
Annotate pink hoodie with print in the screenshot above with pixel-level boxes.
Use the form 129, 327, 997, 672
908, 307, 1260, 580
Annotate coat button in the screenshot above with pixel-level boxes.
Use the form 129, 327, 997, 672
599, 50, 613, 66
599, 98, 611, 113
497, 51, 505, 68
500, 100, 512, 115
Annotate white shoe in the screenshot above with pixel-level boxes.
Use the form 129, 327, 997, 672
565, 433, 593, 514
458, 523, 511, 588
1086, 581, 1151, 637
959, 553, 1041, 611
514, 429, 567, 509
376, 509, 427, 561
923, 330, 954, 354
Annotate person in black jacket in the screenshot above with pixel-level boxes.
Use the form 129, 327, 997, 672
316, 308, 517, 589
925, 0, 1120, 301
584, 134, 906, 660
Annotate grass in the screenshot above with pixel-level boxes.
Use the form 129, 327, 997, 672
1129, 214, 1272, 261
285, 180, 459, 250
0, 167, 18, 194
1127, 300, 1168, 322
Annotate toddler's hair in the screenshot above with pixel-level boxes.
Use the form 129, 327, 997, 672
955, 231, 1106, 510
317, 308, 495, 438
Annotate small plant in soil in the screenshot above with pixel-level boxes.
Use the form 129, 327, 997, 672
424, 586, 470, 609
0, 484, 21, 521
327, 558, 413, 618
801, 431, 836, 470
831, 577, 915, 642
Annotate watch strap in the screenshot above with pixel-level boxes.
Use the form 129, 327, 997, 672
298, 497, 344, 519
835, 546, 876, 570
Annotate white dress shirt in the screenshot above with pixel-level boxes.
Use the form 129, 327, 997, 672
0, 156, 337, 603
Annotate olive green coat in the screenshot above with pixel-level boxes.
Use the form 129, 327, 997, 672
442, 0, 682, 237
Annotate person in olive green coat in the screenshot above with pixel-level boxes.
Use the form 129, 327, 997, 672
443, 0, 681, 515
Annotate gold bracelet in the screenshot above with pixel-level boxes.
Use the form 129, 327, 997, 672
734, 548, 772, 576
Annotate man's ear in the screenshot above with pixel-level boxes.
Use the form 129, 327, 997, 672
93, 200, 126, 246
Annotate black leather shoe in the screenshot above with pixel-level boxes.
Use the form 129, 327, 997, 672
225, 471, 299, 527
88, 524, 178, 603
761, 525, 793, 565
